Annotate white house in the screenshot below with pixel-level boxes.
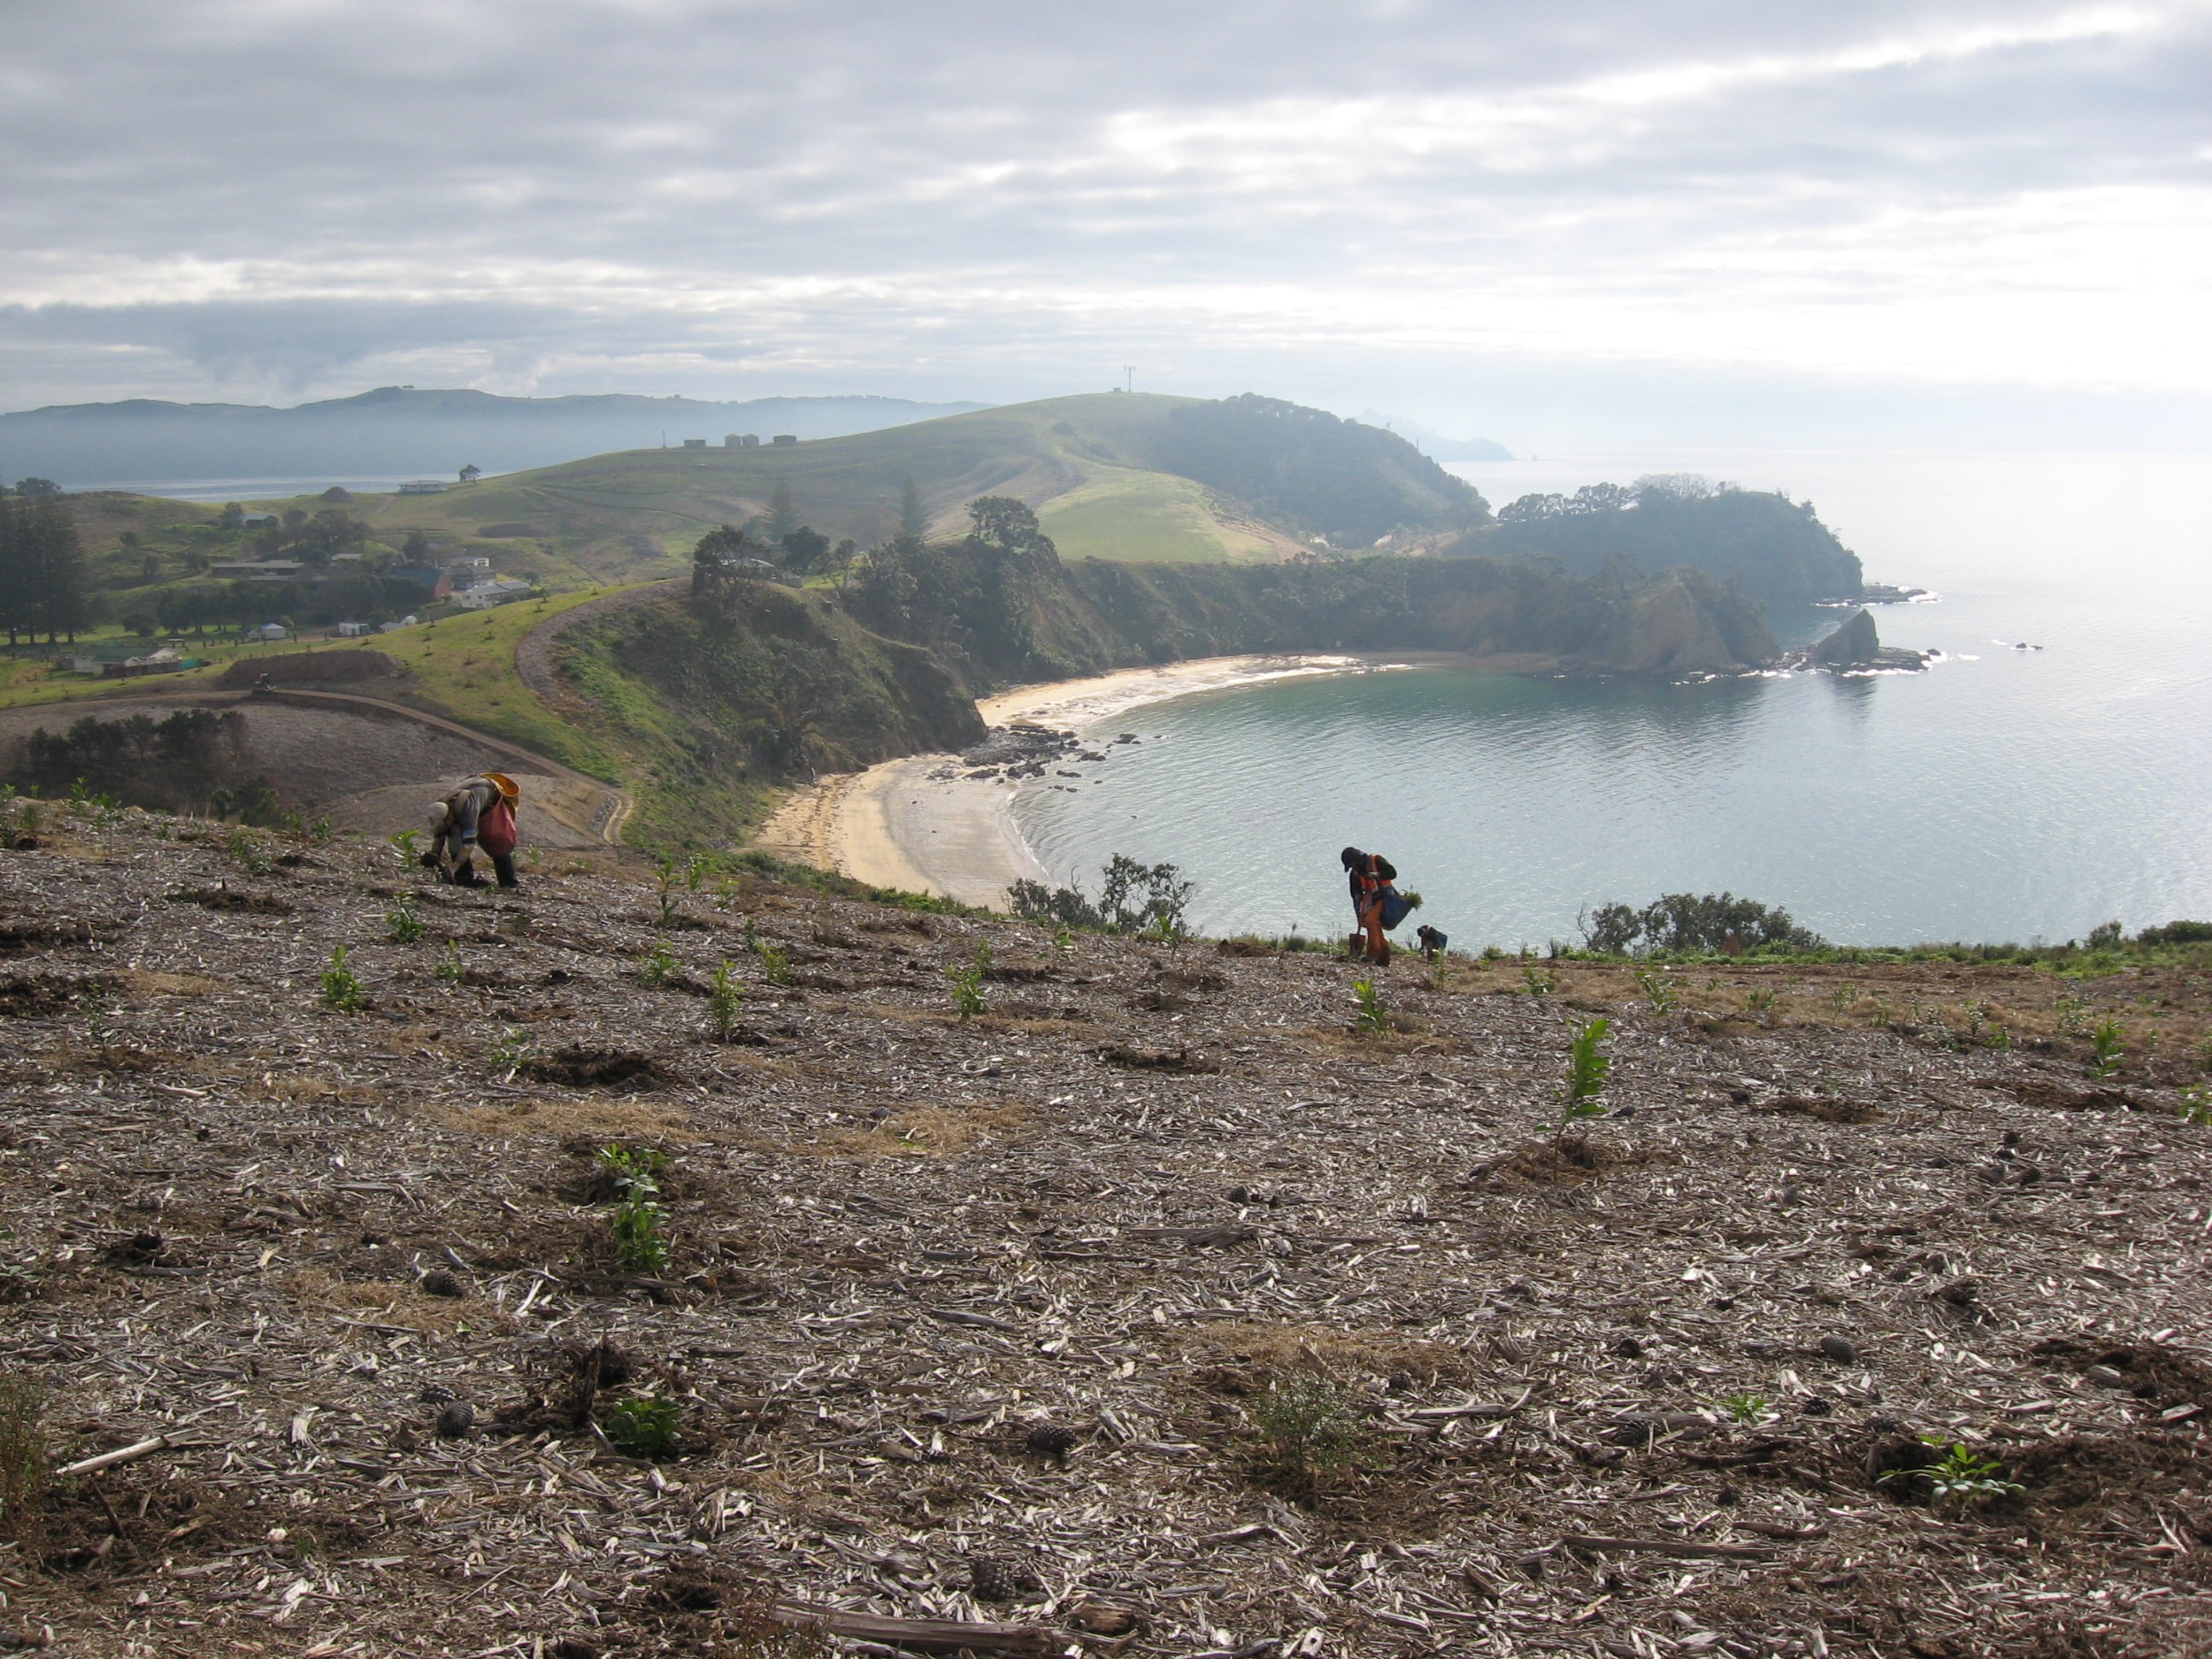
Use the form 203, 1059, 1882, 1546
336, 621, 367, 637
454, 578, 533, 611
398, 479, 448, 495
257, 623, 288, 641
378, 615, 419, 632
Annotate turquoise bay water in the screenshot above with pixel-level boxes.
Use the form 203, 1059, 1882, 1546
1011, 451, 2212, 948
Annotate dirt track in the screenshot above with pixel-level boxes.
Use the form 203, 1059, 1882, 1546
3, 808, 2210, 1657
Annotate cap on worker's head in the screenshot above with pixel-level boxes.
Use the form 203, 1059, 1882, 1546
1340, 846, 1363, 869
425, 800, 451, 831
483, 771, 520, 804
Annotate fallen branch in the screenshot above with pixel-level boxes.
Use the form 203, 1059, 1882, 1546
56, 1435, 186, 1480
1406, 1386, 1534, 1421
1562, 1534, 1781, 1562
771, 1603, 1062, 1656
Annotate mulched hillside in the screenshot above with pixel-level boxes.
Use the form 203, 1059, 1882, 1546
2, 806, 2209, 1658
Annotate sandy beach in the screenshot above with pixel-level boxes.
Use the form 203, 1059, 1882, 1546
754, 653, 1382, 905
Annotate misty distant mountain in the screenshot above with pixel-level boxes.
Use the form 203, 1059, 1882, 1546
1356, 412, 1512, 463
0, 387, 992, 486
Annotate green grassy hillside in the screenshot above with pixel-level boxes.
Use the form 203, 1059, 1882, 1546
259, 392, 1472, 584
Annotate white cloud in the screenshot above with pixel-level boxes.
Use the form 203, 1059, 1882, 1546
1, 0, 2208, 441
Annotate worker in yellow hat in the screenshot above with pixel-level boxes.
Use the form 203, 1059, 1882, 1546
422, 771, 522, 888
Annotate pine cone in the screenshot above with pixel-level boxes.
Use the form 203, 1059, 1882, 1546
420, 1268, 464, 1298
1025, 1422, 1079, 1460
434, 1401, 476, 1439
967, 1555, 1041, 1602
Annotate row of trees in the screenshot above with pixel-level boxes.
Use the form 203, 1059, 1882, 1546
0, 480, 90, 647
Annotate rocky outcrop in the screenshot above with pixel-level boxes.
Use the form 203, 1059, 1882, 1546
1802, 608, 1929, 672
1580, 568, 1780, 675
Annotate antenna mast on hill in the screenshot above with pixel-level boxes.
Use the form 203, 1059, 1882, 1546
1124, 365, 1135, 394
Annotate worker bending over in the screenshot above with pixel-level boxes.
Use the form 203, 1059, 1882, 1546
424, 771, 522, 888
1341, 845, 1404, 966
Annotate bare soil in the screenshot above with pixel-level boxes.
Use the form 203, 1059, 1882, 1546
3, 807, 2211, 1657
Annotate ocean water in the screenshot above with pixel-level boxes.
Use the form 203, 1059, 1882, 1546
1010, 451, 2212, 948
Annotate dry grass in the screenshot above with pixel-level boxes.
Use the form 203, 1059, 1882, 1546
279, 1267, 505, 1336
802, 1101, 1032, 1158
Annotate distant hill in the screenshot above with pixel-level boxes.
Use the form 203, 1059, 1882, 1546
0, 387, 991, 486
153, 393, 1492, 586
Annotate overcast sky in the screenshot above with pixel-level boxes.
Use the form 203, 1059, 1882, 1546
5, 0, 2209, 446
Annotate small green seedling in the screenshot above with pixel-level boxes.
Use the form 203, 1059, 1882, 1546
321, 946, 364, 1012
1723, 1393, 1774, 1424
597, 1144, 672, 1275
489, 1027, 531, 1078
1639, 969, 1679, 1015
2055, 995, 2087, 1038
1522, 963, 1555, 997
1883, 1438, 2022, 1509
434, 940, 465, 984
752, 936, 791, 985
1831, 985, 1856, 1018
1743, 987, 1777, 1021
386, 899, 424, 944
604, 1395, 681, 1459
947, 945, 989, 1022
2090, 1018, 2125, 1079
1557, 1016, 1612, 1129
311, 815, 334, 844
82, 987, 114, 1058
1051, 926, 1074, 954
1352, 978, 1389, 1035
707, 961, 743, 1039
2180, 1090, 2211, 1126
389, 828, 420, 862
228, 826, 271, 874
653, 856, 683, 926
638, 940, 678, 987
1246, 1375, 1358, 1487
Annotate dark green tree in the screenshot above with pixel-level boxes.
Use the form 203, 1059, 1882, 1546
899, 475, 928, 540
766, 478, 799, 544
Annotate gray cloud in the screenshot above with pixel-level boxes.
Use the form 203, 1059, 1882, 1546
4, 0, 2209, 444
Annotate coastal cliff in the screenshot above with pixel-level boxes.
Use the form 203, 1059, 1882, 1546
850, 502, 1779, 687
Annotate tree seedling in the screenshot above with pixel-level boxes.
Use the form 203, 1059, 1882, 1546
1722, 1392, 1774, 1424
321, 946, 364, 1012
388, 829, 420, 863
1882, 1438, 2022, 1509
1352, 978, 1389, 1035
489, 1027, 531, 1079
638, 940, 678, 987
1245, 1375, 1358, 1491
1522, 963, 1556, 997
2090, 1018, 2125, 1079
434, 939, 465, 984
707, 961, 743, 1040
751, 936, 791, 985
947, 945, 989, 1022
228, 826, 272, 874
597, 1144, 672, 1275
1557, 1016, 1612, 1130
386, 899, 424, 944
2180, 1090, 2211, 1126
604, 1395, 681, 1459
1639, 968, 1679, 1015
653, 856, 684, 927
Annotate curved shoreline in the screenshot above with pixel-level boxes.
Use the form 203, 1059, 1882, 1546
754, 653, 1405, 905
